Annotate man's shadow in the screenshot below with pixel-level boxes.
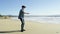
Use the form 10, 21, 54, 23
0, 30, 21, 33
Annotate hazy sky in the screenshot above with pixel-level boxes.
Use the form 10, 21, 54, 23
0, 0, 60, 15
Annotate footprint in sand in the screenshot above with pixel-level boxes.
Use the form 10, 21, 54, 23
56, 32, 59, 34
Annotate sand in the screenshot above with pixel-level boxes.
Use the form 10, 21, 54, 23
0, 19, 60, 34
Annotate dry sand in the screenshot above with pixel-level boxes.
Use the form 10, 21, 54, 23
0, 19, 60, 34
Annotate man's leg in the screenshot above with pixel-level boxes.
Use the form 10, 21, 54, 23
20, 18, 25, 32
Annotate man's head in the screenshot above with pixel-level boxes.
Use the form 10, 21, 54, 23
22, 5, 26, 9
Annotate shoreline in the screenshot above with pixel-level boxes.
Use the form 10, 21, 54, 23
10, 17, 60, 24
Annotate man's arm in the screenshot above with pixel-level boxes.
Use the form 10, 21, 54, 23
24, 12, 29, 14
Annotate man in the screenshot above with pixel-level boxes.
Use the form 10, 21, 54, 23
18, 5, 29, 32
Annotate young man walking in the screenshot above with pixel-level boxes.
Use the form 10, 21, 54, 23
18, 5, 29, 32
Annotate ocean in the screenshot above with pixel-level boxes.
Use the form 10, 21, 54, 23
11, 17, 60, 24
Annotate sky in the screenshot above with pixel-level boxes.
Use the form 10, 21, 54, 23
0, 0, 60, 15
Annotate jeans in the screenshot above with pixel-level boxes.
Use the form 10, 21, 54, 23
20, 18, 25, 30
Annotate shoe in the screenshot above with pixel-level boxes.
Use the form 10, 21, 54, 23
23, 29, 26, 31
21, 29, 26, 32
21, 30, 23, 32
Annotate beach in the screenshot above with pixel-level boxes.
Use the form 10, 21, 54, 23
0, 19, 60, 34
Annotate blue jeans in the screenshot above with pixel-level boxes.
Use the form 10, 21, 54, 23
20, 18, 25, 30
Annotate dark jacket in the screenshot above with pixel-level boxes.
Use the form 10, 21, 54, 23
18, 9, 24, 19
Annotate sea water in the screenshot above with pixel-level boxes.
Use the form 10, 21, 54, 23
11, 17, 60, 24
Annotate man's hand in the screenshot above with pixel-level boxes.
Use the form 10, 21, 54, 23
26, 13, 29, 14
24, 12, 29, 14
